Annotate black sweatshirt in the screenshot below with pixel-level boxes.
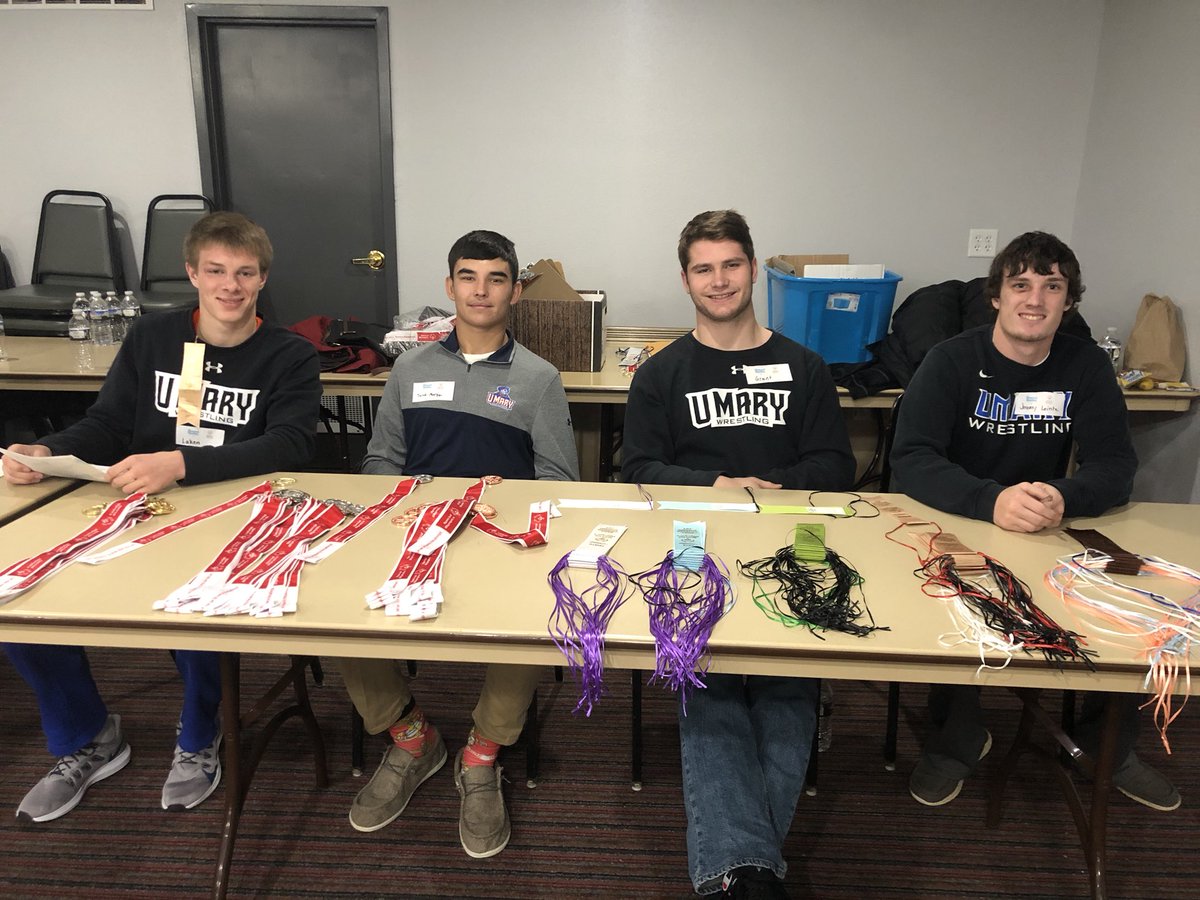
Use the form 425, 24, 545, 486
890, 325, 1136, 521
621, 332, 855, 490
43, 307, 321, 484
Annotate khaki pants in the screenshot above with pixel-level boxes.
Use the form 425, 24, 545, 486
334, 657, 542, 746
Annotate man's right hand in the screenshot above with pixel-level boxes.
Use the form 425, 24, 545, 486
1, 443, 51, 485
713, 475, 782, 490
993, 482, 1064, 533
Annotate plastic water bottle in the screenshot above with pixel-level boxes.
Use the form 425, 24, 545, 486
1098, 327, 1123, 372
89, 293, 112, 346
68, 307, 93, 369
106, 291, 124, 342
817, 681, 834, 752
120, 290, 141, 338
72, 291, 90, 317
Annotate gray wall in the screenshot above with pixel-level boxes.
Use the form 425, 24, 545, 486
0, 1, 1195, 500
1071, 1, 1200, 503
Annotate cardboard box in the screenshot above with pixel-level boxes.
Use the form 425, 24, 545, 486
511, 259, 606, 372
764, 254, 849, 276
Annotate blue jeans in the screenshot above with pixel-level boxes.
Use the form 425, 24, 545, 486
679, 673, 818, 894
3, 644, 222, 755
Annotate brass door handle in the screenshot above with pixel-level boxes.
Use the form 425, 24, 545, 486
351, 250, 385, 270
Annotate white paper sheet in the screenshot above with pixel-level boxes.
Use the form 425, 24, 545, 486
0, 447, 108, 482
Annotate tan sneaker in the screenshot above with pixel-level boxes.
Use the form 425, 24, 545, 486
349, 728, 446, 833
453, 748, 510, 858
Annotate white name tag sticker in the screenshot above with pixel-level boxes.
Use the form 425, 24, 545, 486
412, 381, 454, 403
176, 424, 226, 448
1013, 391, 1066, 417
744, 363, 792, 385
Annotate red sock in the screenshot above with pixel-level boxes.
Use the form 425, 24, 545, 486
387, 706, 429, 757
461, 727, 500, 767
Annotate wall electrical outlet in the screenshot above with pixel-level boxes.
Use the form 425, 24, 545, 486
968, 228, 999, 257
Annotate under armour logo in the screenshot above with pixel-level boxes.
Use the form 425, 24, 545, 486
730, 366, 743, 375
205, 361, 224, 374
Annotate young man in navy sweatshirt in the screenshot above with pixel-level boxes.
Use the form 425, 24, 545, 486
3, 212, 321, 821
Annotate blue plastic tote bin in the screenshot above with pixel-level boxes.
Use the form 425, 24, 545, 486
765, 267, 902, 363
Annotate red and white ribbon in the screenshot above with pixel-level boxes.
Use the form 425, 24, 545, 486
302, 478, 422, 564
469, 500, 551, 548
0, 493, 149, 603
80, 481, 272, 565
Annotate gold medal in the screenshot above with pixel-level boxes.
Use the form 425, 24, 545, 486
81, 504, 106, 518
271, 476, 297, 488
146, 496, 176, 516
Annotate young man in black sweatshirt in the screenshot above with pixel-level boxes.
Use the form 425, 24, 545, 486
3, 212, 321, 822
623, 210, 855, 899
890, 230, 1178, 812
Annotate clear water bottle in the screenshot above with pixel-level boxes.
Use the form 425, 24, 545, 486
68, 307, 93, 369
105, 291, 124, 342
72, 291, 90, 317
1098, 326, 1123, 372
89, 293, 112, 346
817, 681, 834, 752
121, 291, 141, 335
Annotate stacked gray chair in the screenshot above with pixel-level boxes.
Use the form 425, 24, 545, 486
138, 194, 213, 314
0, 190, 126, 336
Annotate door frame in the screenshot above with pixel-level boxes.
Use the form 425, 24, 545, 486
185, 3, 398, 311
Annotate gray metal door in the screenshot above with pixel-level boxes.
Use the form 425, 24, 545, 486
187, 5, 395, 326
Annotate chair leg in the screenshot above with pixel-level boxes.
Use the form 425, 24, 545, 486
631, 670, 643, 791
884, 682, 900, 771
307, 657, 324, 686
1060, 689, 1077, 766
804, 679, 820, 796
351, 706, 365, 777
525, 689, 540, 788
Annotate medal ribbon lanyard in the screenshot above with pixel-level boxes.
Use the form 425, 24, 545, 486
0, 493, 149, 602
303, 478, 424, 564
1048, 533, 1200, 751
204, 500, 346, 617
631, 521, 733, 712
875, 497, 1093, 671
367, 479, 488, 620
468, 500, 551, 548
738, 523, 882, 639
81, 481, 274, 565
548, 524, 632, 715
156, 496, 295, 613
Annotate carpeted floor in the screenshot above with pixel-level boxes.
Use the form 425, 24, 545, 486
0, 649, 1194, 899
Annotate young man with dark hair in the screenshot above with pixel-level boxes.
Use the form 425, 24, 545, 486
334, 229, 578, 859
2, 211, 321, 821
890, 230, 1178, 811
623, 210, 855, 898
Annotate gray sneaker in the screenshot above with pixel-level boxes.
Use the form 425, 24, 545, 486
453, 748, 510, 858
1113, 751, 1181, 812
16, 713, 131, 823
349, 728, 447, 833
161, 729, 223, 811
909, 730, 992, 807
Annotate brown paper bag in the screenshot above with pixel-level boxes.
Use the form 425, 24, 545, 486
1125, 293, 1186, 381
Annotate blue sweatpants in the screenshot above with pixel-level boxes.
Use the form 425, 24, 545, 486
3, 644, 222, 756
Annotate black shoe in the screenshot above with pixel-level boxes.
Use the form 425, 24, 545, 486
720, 866, 790, 899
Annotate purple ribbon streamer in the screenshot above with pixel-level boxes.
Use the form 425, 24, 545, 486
547, 554, 631, 716
639, 550, 732, 713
